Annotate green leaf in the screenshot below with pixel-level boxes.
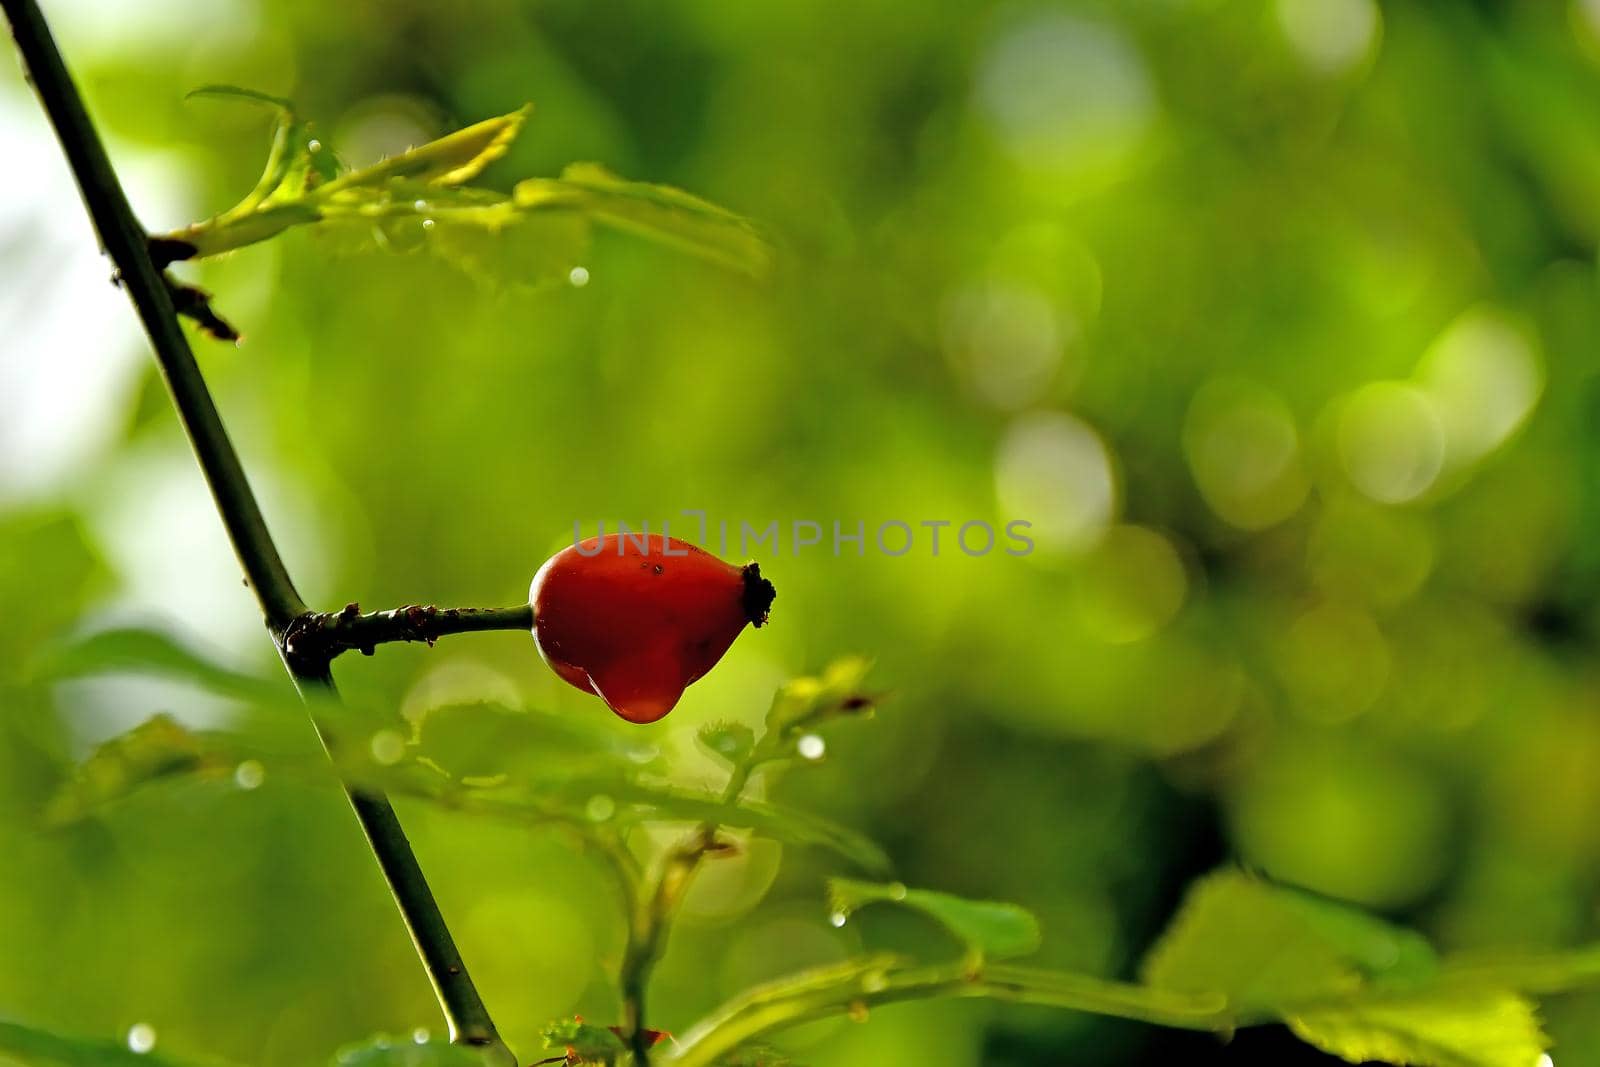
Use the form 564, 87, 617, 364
320, 107, 528, 193
0, 510, 106, 670
304, 181, 590, 285
733, 796, 890, 875
0, 1020, 215, 1067
698, 721, 756, 767
712, 1046, 800, 1067
32, 626, 288, 704
516, 162, 771, 277
425, 774, 889, 872
1433, 944, 1600, 995
1141, 869, 1436, 1010
185, 86, 339, 228
591, 780, 887, 870
187, 83, 295, 111
44, 714, 226, 824
328, 1036, 486, 1067
762, 657, 877, 742
827, 878, 1041, 960
157, 99, 769, 295
1286, 990, 1548, 1067
537, 1019, 626, 1064
410, 700, 661, 783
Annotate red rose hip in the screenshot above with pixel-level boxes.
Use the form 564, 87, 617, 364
529, 533, 776, 723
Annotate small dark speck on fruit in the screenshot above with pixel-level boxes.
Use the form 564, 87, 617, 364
653, 564, 664, 575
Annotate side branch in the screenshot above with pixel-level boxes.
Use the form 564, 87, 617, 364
283, 603, 532, 668
621, 761, 757, 1063
664, 963, 1236, 1067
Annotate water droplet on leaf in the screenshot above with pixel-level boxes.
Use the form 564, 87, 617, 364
234, 760, 265, 790
370, 730, 405, 766
127, 1024, 156, 1054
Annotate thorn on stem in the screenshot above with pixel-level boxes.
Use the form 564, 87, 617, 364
165, 274, 240, 343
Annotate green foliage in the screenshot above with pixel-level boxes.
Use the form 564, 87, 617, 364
696, 721, 756, 768
320, 109, 525, 190
827, 877, 1041, 961
0, 510, 106, 672
513, 164, 771, 276
39, 636, 1600, 1067
410, 699, 663, 783
1137, 869, 1600, 1067
1284, 992, 1547, 1067
34, 627, 889, 870
1140, 869, 1437, 1009
709, 1047, 798, 1067
15, 4, 1600, 1065
536, 1019, 626, 1065
30, 626, 290, 704
43, 713, 223, 824
759, 657, 877, 752
159, 92, 769, 284
329, 1036, 488, 1067
0, 1022, 213, 1067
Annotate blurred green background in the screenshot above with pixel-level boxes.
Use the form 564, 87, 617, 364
5, 0, 1600, 1063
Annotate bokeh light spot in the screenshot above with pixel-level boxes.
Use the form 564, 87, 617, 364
1228, 738, 1449, 907
369, 730, 405, 766
1417, 307, 1542, 469
1276, 0, 1380, 75
1309, 500, 1434, 607
1074, 525, 1188, 643
941, 281, 1066, 410
681, 837, 783, 922
1337, 382, 1445, 504
996, 412, 1117, 553
976, 13, 1155, 178
1278, 601, 1391, 722
1184, 379, 1309, 530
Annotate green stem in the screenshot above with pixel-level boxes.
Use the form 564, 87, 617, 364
662, 961, 1237, 1067
1, 3, 510, 1061
620, 759, 759, 1064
